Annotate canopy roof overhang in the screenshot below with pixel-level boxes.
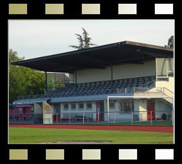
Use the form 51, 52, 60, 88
11, 41, 173, 73
50, 93, 134, 103
13, 98, 50, 105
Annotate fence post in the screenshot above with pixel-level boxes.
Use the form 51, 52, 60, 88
131, 111, 133, 125
114, 112, 115, 124
83, 112, 84, 124
56, 113, 58, 124
98, 113, 99, 124
150, 111, 152, 125
69, 113, 71, 124
171, 110, 173, 126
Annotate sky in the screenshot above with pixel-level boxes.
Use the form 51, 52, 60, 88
8, 20, 174, 60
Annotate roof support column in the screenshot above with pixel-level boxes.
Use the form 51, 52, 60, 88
111, 63, 113, 88
45, 71, 48, 94
155, 57, 157, 81
75, 69, 77, 95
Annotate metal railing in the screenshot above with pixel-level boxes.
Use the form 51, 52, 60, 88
162, 87, 173, 104
9, 111, 173, 126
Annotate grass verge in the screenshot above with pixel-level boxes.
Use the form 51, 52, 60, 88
9, 127, 173, 144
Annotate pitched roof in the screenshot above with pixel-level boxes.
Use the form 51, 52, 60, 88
11, 41, 173, 73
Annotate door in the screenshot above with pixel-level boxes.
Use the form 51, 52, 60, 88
23, 108, 27, 120
96, 102, 104, 121
54, 104, 60, 121
100, 102, 104, 121
24, 106, 31, 120
147, 101, 155, 120
24, 107, 30, 120
96, 102, 101, 121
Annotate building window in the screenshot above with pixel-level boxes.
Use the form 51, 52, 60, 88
71, 103, 76, 110
86, 103, 92, 110
19, 108, 22, 114
109, 101, 115, 110
119, 101, 134, 113
64, 104, 69, 111
78, 103, 84, 110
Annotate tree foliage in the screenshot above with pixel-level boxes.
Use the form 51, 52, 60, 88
69, 27, 96, 50
47, 75, 65, 91
9, 49, 45, 103
165, 35, 173, 48
168, 35, 173, 48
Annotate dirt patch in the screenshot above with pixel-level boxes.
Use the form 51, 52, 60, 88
38, 141, 110, 144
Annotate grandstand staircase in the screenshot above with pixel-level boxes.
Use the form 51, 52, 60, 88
134, 87, 173, 105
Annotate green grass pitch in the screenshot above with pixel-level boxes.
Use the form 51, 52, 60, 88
9, 127, 173, 144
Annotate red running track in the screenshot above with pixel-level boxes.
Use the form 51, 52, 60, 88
9, 124, 173, 133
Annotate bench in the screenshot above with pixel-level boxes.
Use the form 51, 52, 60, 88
72, 116, 88, 121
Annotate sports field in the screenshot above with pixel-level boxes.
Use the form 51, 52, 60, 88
9, 125, 173, 144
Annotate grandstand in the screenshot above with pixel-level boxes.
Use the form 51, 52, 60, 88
11, 41, 174, 124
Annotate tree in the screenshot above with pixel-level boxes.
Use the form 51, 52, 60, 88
69, 27, 96, 50
9, 49, 45, 103
165, 35, 173, 48
168, 35, 173, 48
47, 76, 64, 91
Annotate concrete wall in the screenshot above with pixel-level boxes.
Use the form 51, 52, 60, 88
106, 100, 132, 122
50, 98, 172, 122
33, 103, 43, 124
133, 99, 172, 121
134, 100, 147, 121
156, 77, 174, 92
43, 102, 53, 124
139, 100, 147, 121
75, 60, 155, 83
156, 58, 173, 76
154, 99, 172, 119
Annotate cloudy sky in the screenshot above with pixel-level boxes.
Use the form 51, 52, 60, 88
8, 19, 174, 60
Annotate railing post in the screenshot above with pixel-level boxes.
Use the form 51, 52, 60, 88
150, 111, 152, 125
131, 111, 133, 125
171, 110, 173, 126
69, 113, 71, 124
98, 113, 99, 124
83, 112, 84, 124
56, 113, 58, 124
107, 97, 110, 122
114, 112, 115, 124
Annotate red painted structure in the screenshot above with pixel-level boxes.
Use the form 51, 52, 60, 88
9, 105, 32, 121
147, 101, 155, 120
53, 104, 61, 121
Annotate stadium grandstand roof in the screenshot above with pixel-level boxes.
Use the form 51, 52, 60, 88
11, 41, 173, 73
13, 93, 133, 105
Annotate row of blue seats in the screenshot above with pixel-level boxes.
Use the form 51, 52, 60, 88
42, 76, 155, 98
